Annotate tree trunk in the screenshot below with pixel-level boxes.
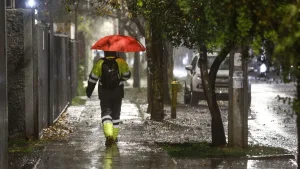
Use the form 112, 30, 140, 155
145, 21, 152, 114
133, 52, 140, 88
150, 24, 164, 121
298, 114, 300, 169
198, 44, 233, 146
163, 41, 171, 104
117, 5, 126, 59
168, 43, 174, 85
296, 75, 300, 167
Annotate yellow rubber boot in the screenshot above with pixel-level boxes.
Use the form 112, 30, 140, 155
103, 122, 114, 146
113, 128, 120, 142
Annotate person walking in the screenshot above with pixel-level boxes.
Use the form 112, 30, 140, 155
86, 51, 131, 146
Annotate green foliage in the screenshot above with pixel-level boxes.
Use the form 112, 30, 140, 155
293, 99, 300, 114
77, 19, 93, 41
252, 1, 300, 80
236, 6, 253, 39
8, 138, 46, 153
126, 0, 300, 147
76, 60, 86, 96
71, 97, 86, 106
128, 0, 187, 46
159, 142, 289, 158
137, 0, 143, 7
61, 0, 118, 16
129, 0, 262, 50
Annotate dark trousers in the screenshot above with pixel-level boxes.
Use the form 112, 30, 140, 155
100, 98, 122, 126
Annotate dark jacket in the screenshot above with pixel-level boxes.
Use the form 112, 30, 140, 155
86, 56, 131, 99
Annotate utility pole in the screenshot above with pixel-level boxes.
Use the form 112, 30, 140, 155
0, 0, 8, 168
228, 47, 249, 148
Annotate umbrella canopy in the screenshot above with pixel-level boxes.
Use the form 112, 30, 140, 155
91, 35, 146, 52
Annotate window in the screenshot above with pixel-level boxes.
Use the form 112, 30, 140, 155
195, 56, 230, 70
207, 56, 229, 70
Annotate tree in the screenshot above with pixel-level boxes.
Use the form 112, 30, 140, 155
224, 0, 300, 155
160, 0, 237, 146
128, 0, 232, 145
128, 0, 177, 121
63, 0, 171, 120
133, 0, 296, 147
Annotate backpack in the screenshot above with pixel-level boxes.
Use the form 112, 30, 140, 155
101, 57, 121, 90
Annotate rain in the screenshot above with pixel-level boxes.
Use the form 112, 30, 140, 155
2, 1, 299, 169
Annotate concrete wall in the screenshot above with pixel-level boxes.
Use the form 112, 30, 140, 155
6, 9, 35, 137
6, 8, 76, 139
0, 1, 8, 168
6, 9, 26, 136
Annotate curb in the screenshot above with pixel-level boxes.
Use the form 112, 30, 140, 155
243, 154, 295, 160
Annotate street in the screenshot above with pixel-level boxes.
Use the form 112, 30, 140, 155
249, 82, 297, 156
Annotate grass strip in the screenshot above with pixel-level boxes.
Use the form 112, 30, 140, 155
8, 138, 46, 153
159, 141, 289, 158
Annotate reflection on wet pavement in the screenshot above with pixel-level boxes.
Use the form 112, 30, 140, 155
35, 98, 175, 169
33, 83, 298, 169
249, 84, 297, 155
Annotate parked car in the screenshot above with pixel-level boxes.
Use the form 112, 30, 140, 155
183, 54, 251, 107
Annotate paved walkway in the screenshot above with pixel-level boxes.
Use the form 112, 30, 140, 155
9, 86, 298, 169
33, 95, 175, 169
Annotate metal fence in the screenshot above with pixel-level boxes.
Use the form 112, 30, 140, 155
36, 24, 50, 134
70, 40, 78, 99
35, 24, 78, 136
4, 8, 78, 139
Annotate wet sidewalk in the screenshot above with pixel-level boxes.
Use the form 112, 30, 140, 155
32, 95, 176, 169
10, 86, 298, 169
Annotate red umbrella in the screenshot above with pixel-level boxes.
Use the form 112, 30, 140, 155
91, 35, 146, 52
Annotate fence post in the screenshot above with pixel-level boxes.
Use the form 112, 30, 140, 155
70, 40, 78, 99
0, 1, 8, 168
171, 80, 178, 119
48, 13, 55, 125
23, 9, 36, 137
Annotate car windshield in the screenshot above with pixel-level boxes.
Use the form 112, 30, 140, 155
198, 56, 229, 70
